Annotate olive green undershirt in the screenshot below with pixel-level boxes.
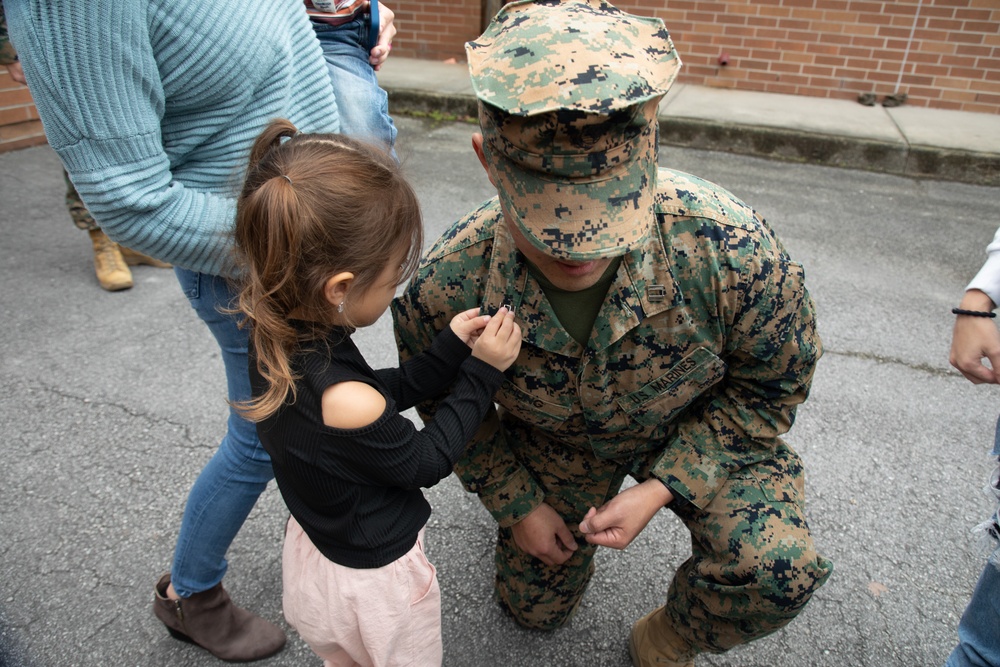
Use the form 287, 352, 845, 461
524, 257, 623, 346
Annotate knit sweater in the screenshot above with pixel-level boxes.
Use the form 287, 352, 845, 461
251, 326, 506, 569
4, 0, 338, 276
968, 226, 1000, 307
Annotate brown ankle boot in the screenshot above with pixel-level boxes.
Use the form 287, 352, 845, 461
628, 606, 696, 667
119, 246, 172, 268
152, 573, 286, 662
88, 229, 133, 291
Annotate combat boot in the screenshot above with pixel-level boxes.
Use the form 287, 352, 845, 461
629, 605, 697, 667
119, 246, 172, 268
152, 573, 286, 662
88, 228, 132, 291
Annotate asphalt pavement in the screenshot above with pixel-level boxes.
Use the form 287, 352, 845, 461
2, 100, 1000, 666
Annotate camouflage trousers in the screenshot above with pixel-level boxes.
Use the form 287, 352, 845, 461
64, 169, 99, 231
493, 420, 833, 655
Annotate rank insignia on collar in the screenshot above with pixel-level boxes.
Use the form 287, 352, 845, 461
647, 285, 667, 302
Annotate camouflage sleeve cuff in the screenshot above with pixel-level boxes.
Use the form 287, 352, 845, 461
649, 445, 730, 510
478, 468, 546, 528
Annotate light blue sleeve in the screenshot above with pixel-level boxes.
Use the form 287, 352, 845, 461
6, 0, 238, 276
968, 226, 1000, 308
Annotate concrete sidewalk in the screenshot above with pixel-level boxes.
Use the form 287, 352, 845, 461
378, 57, 1000, 186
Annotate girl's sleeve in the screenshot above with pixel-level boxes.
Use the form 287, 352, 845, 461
967, 226, 1000, 307
335, 356, 506, 489
374, 326, 473, 410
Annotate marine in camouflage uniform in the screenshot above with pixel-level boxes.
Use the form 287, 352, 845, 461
392, 1, 832, 664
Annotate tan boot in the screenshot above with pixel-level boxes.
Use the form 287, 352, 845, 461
152, 573, 286, 662
119, 246, 172, 268
629, 606, 697, 667
88, 229, 133, 291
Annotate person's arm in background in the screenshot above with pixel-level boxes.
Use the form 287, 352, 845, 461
0, 5, 25, 84
4, 2, 333, 276
5, 2, 237, 274
950, 226, 1000, 384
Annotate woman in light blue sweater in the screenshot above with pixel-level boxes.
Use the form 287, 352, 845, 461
4, 0, 352, 660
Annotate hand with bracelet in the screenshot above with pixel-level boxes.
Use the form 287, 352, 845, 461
950, 288, 1000, 384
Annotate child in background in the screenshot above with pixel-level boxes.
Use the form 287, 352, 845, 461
305, 1, 397, 155
233, 118, 521, 666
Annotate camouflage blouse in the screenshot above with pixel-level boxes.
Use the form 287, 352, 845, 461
393, 167, 821, 527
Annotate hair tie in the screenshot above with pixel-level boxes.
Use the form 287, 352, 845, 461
952, 307, 996, 318
281, 174, 293, 185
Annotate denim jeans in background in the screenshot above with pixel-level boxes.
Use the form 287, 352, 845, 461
169, 268, 275, 598
945, 420, 1000, 667
946, 554, 1000, 667
313, 14, 397, 157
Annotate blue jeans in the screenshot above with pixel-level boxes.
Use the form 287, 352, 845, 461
169, 269, 274, 598
312, 14, 397, 156
947, 553, 1000, 667
946, 422, 1000, 667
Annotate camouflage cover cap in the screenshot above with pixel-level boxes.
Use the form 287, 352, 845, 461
466, 0, 682, 260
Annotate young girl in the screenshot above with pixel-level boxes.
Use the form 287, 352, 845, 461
233, 119, 521, 666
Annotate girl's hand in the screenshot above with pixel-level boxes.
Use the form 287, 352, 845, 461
471, 306, 521, 371
449, 307, 491, 349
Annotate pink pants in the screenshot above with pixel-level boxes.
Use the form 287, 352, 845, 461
282, 517, 443, 667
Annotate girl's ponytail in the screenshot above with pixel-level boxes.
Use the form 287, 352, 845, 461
233, 119, 423, 422
234, 120, 305, 422
247, 118, 298, 175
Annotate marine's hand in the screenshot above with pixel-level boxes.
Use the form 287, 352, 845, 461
471, 306, 521, 371
369, 3, 396, 70
511, 503, 577, 566
449, 307, 491, 349
578, 479, 673, 550
949, 289, 1000, 384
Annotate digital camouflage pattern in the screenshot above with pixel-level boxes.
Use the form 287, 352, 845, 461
467, 0, 682, 261
395, 0, 831, 654
64, 170, 99, 231
392, 168, 833, 648
478, 98, 660, 261
466, 0, 680, 116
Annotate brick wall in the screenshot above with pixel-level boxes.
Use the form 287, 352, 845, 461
389, 0, 1000, 114
0, 63, 45, 152
390, 1, 484, 61
2, 0, 997, 154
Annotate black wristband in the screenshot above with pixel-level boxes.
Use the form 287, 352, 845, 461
952, 307, 997, 318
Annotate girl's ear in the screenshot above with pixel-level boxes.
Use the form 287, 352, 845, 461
324, 272, 355, 309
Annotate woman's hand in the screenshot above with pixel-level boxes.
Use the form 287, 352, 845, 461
950, 289, 1000, 384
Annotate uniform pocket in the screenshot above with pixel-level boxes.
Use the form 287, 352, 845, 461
497, 380, 574, 431
617, 347, 726, 433
732, 455, 804, 504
